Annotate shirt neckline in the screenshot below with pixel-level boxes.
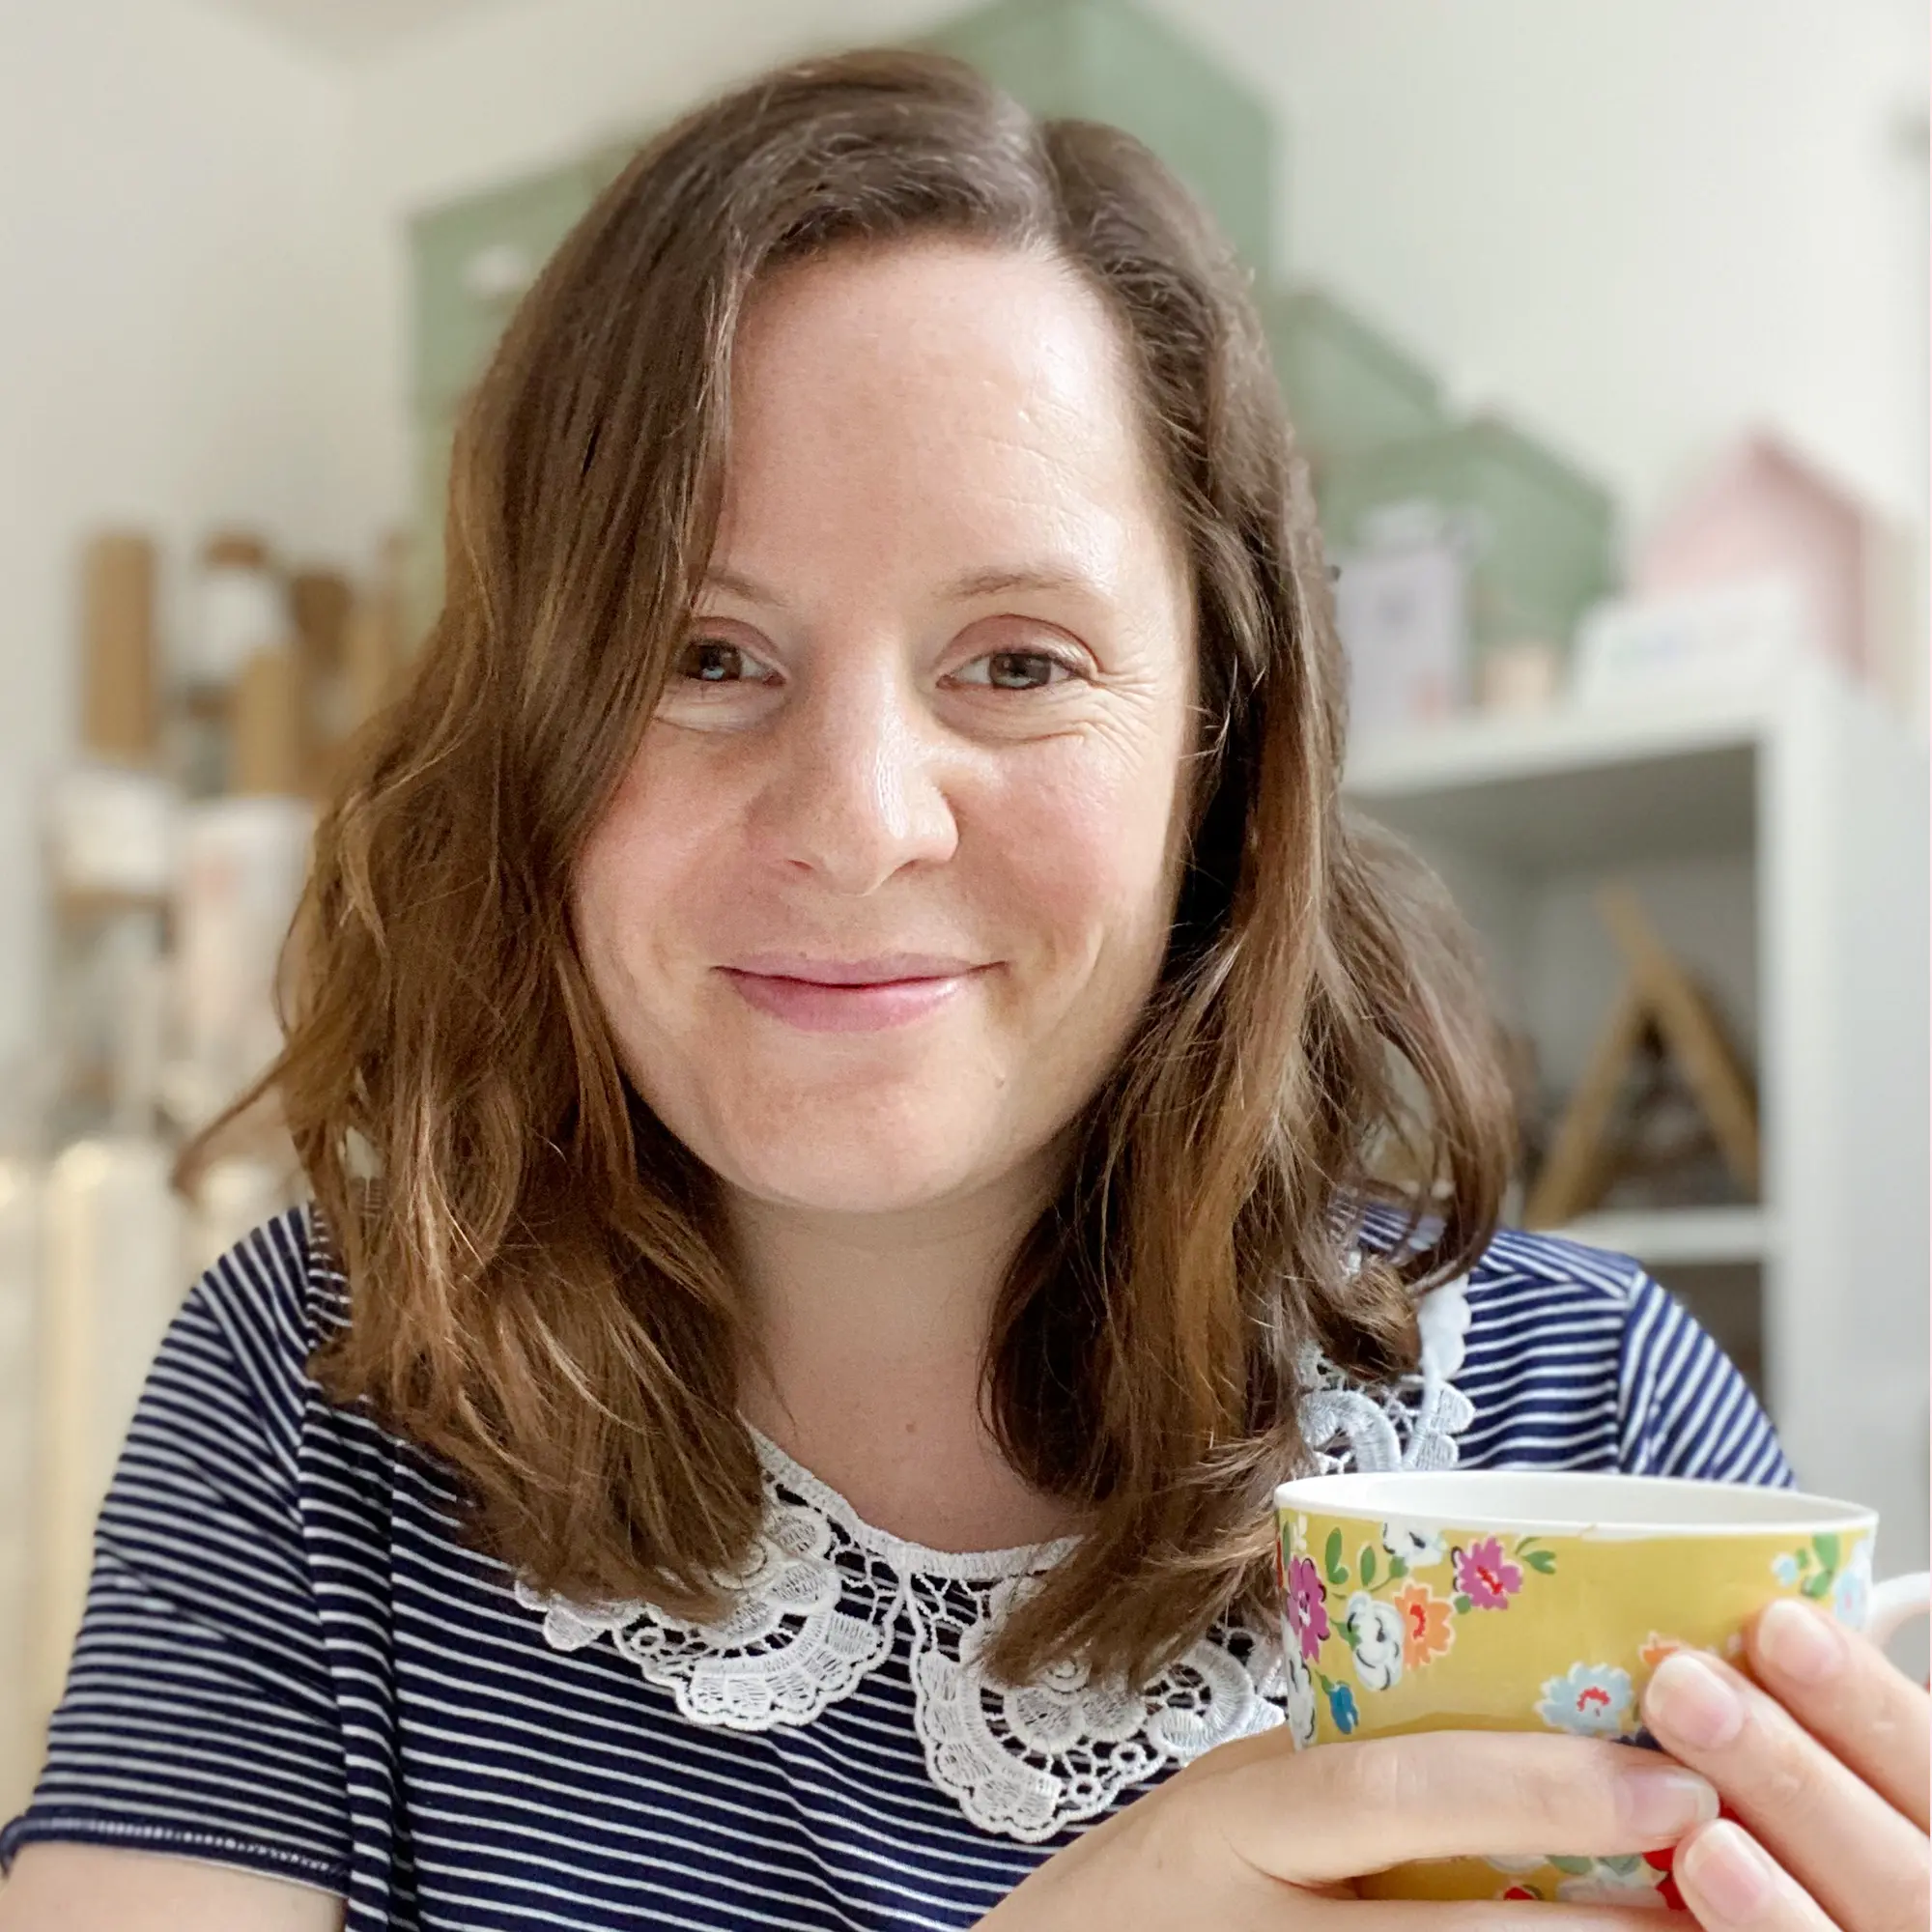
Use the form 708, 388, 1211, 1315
743, 1420, 1084, 1580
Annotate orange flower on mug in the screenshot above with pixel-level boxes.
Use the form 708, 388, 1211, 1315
1638, 1632, 1686, 1669
1392, 1579, 1455, 1669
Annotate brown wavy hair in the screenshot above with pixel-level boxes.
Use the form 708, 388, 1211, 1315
188, 45, 1514, 1687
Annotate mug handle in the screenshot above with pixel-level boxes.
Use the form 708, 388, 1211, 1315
1868, 1571, 1932, 1649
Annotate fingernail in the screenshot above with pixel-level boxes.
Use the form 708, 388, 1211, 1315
1678, 1820, 1778, 1922
1619, 1766, 1721, 1838
1759, 1598, 1843, 1683
1646, 1652, 1746, 1749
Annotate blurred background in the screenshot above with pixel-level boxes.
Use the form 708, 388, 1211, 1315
0, 0, 1926, 1811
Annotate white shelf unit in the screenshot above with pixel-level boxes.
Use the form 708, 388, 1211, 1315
1346, 658, 1930, 1573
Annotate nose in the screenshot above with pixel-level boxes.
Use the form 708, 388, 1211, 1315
752, 654, 960, 894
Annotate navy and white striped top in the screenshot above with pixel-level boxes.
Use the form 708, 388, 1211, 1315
3, 1207, 1790, 1927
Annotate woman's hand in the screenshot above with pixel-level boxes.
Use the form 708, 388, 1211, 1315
980, 1726, 1719, 1928
1640, 1601, 1930, 1929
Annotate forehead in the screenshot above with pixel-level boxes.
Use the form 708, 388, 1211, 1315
714, 240, 1178, 586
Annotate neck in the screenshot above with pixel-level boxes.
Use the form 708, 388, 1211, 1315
724, 1163, 1087, 1553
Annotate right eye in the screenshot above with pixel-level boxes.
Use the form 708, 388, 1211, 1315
675, 638, 777, 686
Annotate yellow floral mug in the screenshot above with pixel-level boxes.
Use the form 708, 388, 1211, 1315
1274, 1469, 1932, 1906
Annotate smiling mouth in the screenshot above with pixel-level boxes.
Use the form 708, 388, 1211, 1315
717, 963, 991, 1032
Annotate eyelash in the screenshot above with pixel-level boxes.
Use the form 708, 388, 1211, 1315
673, 638, 1083, 693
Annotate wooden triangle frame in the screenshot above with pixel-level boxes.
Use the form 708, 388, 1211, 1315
1525, 885, 1761, 1229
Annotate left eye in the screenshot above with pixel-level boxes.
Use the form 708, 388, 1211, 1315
952, 650, 1076, 691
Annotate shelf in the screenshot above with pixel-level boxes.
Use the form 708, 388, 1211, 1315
1343, 691, 1766, 869
1550, 1204, 1772, 1268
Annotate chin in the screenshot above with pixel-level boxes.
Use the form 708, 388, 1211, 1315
701, 1098, 1000, 1215
722, 1149, 980, 1216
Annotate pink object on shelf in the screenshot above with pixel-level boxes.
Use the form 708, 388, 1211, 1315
1634, 432, 1872, 675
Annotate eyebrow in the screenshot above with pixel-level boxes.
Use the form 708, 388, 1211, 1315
697, 561, 1105, 606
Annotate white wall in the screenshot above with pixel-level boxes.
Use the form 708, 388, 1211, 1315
1196, 0, 1930, 702
0, 0, 378, 1083
327, 0, 968, 554
4, 0, 1925, 1063
325, 0, 1928, 707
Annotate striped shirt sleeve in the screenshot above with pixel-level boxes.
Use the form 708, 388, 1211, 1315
1617, 1268, 1794, 1489
0, 1213, 350, 1891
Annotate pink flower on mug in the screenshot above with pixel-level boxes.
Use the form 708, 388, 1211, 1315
1286, 1553, 1330, 1661
1536, 1662, 1635, 1737
1454, 1535, 1524, 1608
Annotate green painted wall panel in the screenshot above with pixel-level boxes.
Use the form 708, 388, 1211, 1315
410, 157, 602, 412
1319, 416, 1619, 658
1260, 283, 1446, 480
923, 0, 1275, 273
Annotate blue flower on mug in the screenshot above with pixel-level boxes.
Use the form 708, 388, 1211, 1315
1832, 1541, 1873, 1631
1771, 1552, 1802, 1586
1344, 1590, 1406, 1691
1536, 1662, 1635, 1738
1326, 1681, 1360, 1734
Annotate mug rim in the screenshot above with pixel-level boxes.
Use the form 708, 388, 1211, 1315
1273, 1469, 1877, 1539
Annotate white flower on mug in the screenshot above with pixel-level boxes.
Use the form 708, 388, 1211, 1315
1556, 1865, 1671, 1907
1283, 1652, 1320, 1748
1535, 1662, 1635, 1737
1345, 1591, 1406, 1691
1484, 1855, 1548, 1874
1380, 1520, 1445, 1568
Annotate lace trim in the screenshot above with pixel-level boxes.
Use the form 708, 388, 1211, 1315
516, 1270, 1472, 1842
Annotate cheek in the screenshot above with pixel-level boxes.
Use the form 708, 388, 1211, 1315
993, 744, 1186, 963
571, 747, 725, 995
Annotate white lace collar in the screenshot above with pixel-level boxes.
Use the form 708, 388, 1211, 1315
515, 1270, 1472, 1843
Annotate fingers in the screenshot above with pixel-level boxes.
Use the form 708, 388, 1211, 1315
1746, 1598, 1932, 1833
1192, 1729, 1717, 1886
1642, 1649, 1931, 1932
1672, 1821, 1836, 1931
1306, 1902, 1678, 1932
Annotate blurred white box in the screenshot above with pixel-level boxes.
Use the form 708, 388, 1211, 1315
1335, 509, 1470, 733
1573, 577, 1807, 706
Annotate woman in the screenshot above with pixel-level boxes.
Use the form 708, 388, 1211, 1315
2, 47, 1924, 1932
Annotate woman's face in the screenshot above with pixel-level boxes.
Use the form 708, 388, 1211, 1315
573, 239, 1199, 1220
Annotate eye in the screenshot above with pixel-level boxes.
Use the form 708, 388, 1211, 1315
674, 637, 777, 687
951, 648, 1080, 692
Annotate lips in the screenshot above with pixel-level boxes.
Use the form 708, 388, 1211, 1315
725, 953, 983, 986
719, 961, 988, 1033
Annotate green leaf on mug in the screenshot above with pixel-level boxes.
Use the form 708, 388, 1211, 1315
1548, 1856, 1595, 1876
1324, 1527, 1349, 1585
1803, 1571, 1834, 1600
1359, 1547, 1378, 1588
1795, 1547, 1813, 1571
1453, 1593, 1473, 1614
1523, 1548, 1558, 1574
1388, 1555, 1408, 1580
1812, 1533, 1841, 1570
1602, 1857, 1643, 1876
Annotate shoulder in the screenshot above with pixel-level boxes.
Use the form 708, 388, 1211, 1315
1356, 1202, 1648, 1343
186, 1202, 341, 1357
156, 1204, 348, 1454
1366, 1213, 1790, 1487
